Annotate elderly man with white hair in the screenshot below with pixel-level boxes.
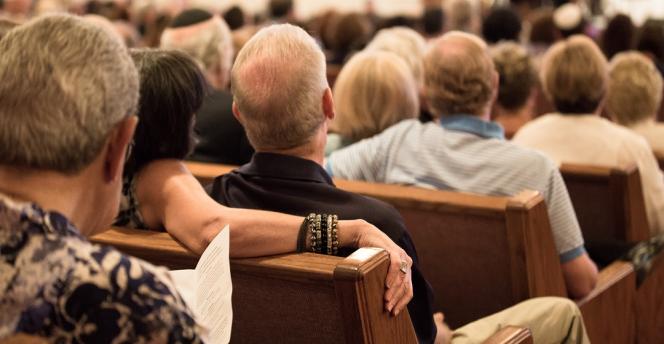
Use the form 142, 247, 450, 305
209, 24, 590, 344
328, 31, 599, 300
161, 8, 254, 165
0, 14, 201, 342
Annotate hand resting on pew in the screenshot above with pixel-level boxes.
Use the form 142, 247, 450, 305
122, 158, 415, 316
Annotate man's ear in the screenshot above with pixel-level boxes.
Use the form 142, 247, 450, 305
490, 70, 500, 104
322, 88, 335, 121
232, 101, 245, 125
104, 116, 137, 183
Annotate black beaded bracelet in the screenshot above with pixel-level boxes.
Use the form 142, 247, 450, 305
297, 214, 316, 252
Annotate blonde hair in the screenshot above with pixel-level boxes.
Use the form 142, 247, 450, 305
541, 35, 608, 114
231, 24, 328, 150
491, 41, 538, 111
331, 51, 419, 142
423, 31, 494, 117
607, 51, 663, 126
365, 27, 427, 86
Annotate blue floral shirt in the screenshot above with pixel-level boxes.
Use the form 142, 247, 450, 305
0, 194, 202, 343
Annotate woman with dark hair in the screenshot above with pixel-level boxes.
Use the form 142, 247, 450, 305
601, 14, 634, 59
114, 49, 414, 314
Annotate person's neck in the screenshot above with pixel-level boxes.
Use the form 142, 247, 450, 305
258, 128, 326, 167
493, 105, 532, 136
0, 166, 96, 236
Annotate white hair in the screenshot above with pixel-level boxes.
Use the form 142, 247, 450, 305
231, 24, 328, 150
365, 27, 427, 86
160, 16, 233, 87
0, 14, 138, 173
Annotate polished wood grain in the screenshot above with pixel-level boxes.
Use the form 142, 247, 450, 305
560, 163, 649, 244
92, 229, 417, 343
635, 250, 664, 344
183, 161, 639, 342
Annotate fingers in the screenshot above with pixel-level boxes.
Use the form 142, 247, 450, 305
383, 250, 413, 315
392, 272, 413, 316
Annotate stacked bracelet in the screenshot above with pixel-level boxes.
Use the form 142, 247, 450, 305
298, 213, 340, 255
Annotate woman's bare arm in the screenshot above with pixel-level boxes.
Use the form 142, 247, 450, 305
134, 159, 413, 314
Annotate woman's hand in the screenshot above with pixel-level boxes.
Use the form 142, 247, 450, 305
339, 219, 414, 316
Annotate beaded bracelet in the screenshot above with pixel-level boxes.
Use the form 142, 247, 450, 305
298, 213, 340, 255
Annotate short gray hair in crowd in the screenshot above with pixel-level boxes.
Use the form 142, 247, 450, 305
0, 14, 138, 174
231, 24, 328, 150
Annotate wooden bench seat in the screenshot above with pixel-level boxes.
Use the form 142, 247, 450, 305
92, 228, 533, 344
183, 161, 636, 343
93, 228, 417, 343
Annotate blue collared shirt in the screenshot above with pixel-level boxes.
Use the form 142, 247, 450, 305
439, 114, 505, 140
327, 118, 586, 263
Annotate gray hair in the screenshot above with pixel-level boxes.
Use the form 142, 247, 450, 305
231, 24, 328, 150
365, 27, 427, 86
160, 16, 234, 85
0, 14, 138, 174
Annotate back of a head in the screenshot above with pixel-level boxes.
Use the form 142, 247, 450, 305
422, 7, 445, 36
636, 19, 664, 62
366, 27, 427, 86
491, 41, 537, 111
529, 9, 558, 46
160, 9, 233, 84
0, 14, 138, 174
332, 51, 419, 142
231, 24, 327, 151
269, 0, 293, 19
553, 3, 585, 38
607, 51, 663, 126
329, 13, 373, 54
541, 35, 607, 114
601, 14, 634, 59
127, 48, 206, 175
224, 5, 245, 30
446, 0, 476, 33
482, 7, 522, 44
423, 31, 495, 117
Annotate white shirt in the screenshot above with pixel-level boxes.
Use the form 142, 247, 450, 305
629, 119, 664, 157
513, 113, 664, 236
327, 117, 586, 262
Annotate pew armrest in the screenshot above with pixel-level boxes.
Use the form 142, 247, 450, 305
482, 326, 533, 344
576, 261, 636, 343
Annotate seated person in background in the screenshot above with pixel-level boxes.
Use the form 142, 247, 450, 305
490, 41, 538, 139
513, 35, 664, 236
117, 47, 415, 313
214, 23, 590, 344
481, 7, 522, 44
327, 31, 598, 299
363, 27, 432, 122
207, 24, 433, 342
0, 15, 200, 342
326, 50, 419, 154
606, 51, 664, 156
161, 9, 254, 165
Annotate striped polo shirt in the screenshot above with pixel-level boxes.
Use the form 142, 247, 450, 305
327, 116, 585, 262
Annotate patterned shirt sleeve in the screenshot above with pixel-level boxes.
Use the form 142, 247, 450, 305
56, 241, 203, 343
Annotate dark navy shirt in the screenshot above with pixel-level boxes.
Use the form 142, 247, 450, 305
207, 152, 437, 344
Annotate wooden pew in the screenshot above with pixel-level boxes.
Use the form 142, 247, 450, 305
560, 163, 650, 247
92, 228, 533, 344
93, 228, 417, 343
183, 161, 637, 342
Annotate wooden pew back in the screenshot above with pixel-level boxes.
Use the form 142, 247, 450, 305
560, 163, 649, 244
92, 228, 417, 344
333, 181, 567, 328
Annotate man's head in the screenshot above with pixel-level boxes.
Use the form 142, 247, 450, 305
0, 14, 138, 233
541, 35, 607, 114
231, 24, 329, 151
423, 31, 497, 118
269, 0, 293, 21
491, 41, 538, 112
607, 52, 663, 126
160, 9, 233, 90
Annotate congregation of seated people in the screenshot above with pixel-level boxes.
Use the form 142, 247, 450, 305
1, 0, 663, 343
